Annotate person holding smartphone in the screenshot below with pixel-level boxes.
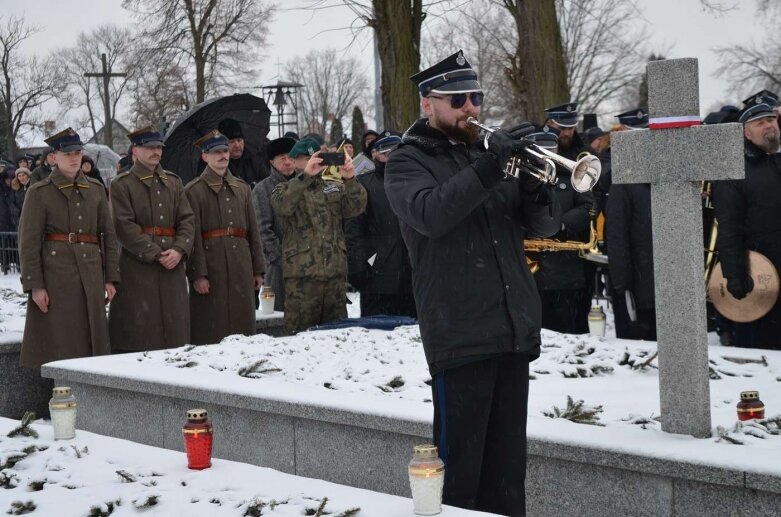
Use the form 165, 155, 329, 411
271, 138, 367, 333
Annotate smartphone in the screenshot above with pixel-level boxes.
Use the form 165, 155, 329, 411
319, 152, 346, 166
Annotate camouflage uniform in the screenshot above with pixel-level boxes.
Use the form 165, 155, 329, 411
271, 172, 367, 332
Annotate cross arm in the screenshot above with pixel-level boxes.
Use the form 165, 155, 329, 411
612, 123, 745, 184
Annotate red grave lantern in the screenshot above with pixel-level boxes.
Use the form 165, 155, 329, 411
182, 409, 213, 469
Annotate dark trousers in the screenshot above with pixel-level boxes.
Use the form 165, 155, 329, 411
432, 354, 529, 517
540, 289, 588, 334
359, 292, 418, 319
610, 285, 657, 340
730, 302, 781, 350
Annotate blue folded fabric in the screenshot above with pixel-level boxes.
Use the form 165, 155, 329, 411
309, 315, 417, 331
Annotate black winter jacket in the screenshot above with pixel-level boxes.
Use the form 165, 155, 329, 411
605, 183, 655, 309
712, 140, 781, 279
527, 168, 594, 290
345, 162, 413, 295
385, 118, 561, 370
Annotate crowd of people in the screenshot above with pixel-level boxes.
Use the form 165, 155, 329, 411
9, 46, 781, 516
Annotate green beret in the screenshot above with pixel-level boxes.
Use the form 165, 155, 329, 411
288, 138, 320, 158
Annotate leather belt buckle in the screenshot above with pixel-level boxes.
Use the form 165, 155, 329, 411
68, 233, 77, 244
152, 227, 160, 236
227, 227, 236, 237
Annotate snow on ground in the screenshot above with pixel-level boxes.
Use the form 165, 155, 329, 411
0, 418, 490, 517
4, 272, 781, 474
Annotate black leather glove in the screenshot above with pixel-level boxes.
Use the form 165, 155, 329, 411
348, 270, 371, 292
487, 129, 521, 166
727, 274, 754, 300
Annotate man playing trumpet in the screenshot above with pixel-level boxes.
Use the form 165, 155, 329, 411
385, 50, 562, 516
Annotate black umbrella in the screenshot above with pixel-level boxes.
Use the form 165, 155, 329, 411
161, 93, 271, 184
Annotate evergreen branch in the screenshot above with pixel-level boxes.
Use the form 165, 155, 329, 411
6, 411, 38, 438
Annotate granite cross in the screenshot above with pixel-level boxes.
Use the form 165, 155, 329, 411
612, 58, 744, 438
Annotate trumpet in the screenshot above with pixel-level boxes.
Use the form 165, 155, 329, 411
466, 117, 601, 193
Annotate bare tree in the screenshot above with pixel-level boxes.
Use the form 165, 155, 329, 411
424, 0, 650, 125
557, 0, 649, 114
127, 50, 195, 130
60, 24, 134, 138
712, 0, 781, 97
285, 49, 368, 141
0, 16, 64, 157
122, 0, 276, 103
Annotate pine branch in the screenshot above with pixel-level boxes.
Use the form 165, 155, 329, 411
7, 500, 36, 515
116, 470, 137, 483
543, 395, 604, 426
132, 495, 159, 509
237, 359, 282, 378
335, 508, 361, 517
6, 411, 38, 438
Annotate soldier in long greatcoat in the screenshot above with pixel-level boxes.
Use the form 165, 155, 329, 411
18, 128, 120, 369
108, 127, 195, 351
185, 130, 265, 345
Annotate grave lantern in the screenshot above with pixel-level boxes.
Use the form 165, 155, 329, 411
49, 386, 77, 440
587, 306, 606, 337
408, 444, 445, 515
182, 409, 213, 469
737, 391, 765, 421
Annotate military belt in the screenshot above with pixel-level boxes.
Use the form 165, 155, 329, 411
202, 227, 247, 240
142, 226, 176, 237
46, 233, 99, 244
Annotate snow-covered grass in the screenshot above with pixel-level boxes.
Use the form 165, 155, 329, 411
0, 273, 25, 344
0, 418, 490, 517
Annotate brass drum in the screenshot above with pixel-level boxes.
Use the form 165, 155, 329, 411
708, 251, 780, 323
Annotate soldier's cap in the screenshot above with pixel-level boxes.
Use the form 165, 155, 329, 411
44, 128, 84, 152
127, 126, 165, 148
267, 137, 296, 161
527, 129, 559, 150
616, 108, 649, 130
369, 130, 402, 152
288, 138, 320, 159
411, 50, 482, 97
218, 118, 244, 140
738, 102, 776, 124
742, 89, 779, 108
194, 130, 230, 153
372, 135, 402, 154
545, 102, 579, 128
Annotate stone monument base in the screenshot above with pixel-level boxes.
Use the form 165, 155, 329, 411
42, 362, 781, 517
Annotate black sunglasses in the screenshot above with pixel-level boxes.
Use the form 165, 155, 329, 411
429, 92, 484, 109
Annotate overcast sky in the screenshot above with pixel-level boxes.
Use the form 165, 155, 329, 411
7, 0, 768, 143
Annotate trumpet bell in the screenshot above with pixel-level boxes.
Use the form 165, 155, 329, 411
571, 154, 601, 193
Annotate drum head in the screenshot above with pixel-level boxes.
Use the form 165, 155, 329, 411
708, 251, 780, 323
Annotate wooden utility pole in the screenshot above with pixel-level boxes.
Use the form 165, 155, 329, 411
84, 53, 126, 149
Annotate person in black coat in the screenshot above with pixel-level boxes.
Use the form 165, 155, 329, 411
218, 118, 269, 188
712, 98, 781, 350
605, 182, 656, 340
385, 50, 561, 516
525, 130, 594, 334
345, 134, 416, 318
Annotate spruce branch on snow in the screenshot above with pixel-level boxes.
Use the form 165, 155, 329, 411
6, 412, 38, 438
543, 396, 604, 426
7, 500, 36, 515
237, 359, 282, 378
87, 500, 122, 517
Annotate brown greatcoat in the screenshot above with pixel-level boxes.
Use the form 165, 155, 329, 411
185, 167, 265, 345
18, 167, 120, 369
108, 162, 195, 351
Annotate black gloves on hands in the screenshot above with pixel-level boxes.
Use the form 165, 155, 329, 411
473, 122, 535, 190
726, 274, 754, 300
